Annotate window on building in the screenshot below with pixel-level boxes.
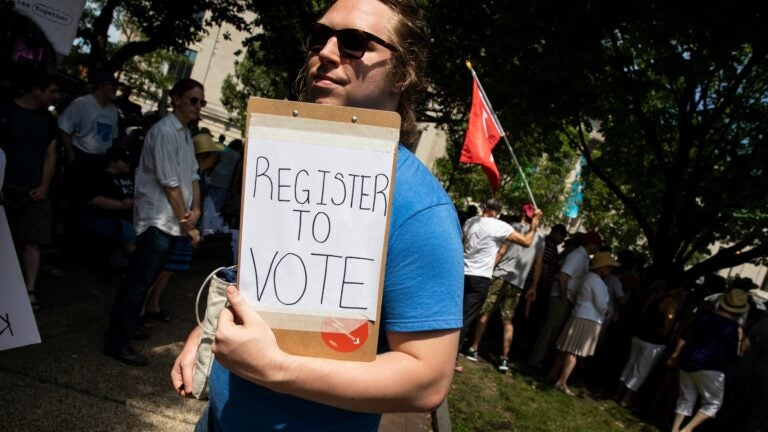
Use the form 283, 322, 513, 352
167, 49, 197, 81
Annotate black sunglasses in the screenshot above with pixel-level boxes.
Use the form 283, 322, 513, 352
308, 23, 397, 60
188, 96, 207, 107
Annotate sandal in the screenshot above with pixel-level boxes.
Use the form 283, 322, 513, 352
145, 309, 172, 323
28, 291, 40, 312
555, 382, 575, 396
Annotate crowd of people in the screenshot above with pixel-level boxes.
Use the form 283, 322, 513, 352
0, 70, 243, 345
2, 0, 768, 431
455, 198, 768, 431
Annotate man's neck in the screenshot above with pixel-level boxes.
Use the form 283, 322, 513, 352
172, 110, 190, 127
14, 93, 43, 110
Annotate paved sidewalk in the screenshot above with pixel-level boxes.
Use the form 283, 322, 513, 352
0, 238, 432, 431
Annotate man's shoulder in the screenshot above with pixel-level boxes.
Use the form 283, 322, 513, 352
393, 146, 453, 216
484, 216, 512, 230
146, 115, 179, 138
60, 94, 91, 117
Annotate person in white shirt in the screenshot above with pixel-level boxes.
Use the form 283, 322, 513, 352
58, 72, 119, 176
529, 230, 603, 368
458, 199, 542, 362
548, 252, 620, 395
103, 78, 204, 367
464, 203, 545, 372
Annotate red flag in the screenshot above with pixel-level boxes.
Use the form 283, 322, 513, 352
460, 78, 502, 193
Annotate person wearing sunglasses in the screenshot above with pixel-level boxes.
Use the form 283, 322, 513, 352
104, 78, 205, 367
171, 1, 464, 431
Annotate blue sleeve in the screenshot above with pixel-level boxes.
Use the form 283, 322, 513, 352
381, 202, 464, 332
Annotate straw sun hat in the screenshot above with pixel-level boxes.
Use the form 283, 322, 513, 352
590, 252, 620, 270
719, 289, 750, 314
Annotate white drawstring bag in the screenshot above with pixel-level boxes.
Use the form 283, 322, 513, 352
192, 266, 235, 399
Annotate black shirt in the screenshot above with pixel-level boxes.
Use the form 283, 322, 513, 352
0, 101, 57, 189
78, 169, 134, 221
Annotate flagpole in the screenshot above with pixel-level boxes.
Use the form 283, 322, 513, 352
465, 60, 537, 209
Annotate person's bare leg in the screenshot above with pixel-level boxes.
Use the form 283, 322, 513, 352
23, 244, 41, 293
555, 353, 578, 394
501, 320, 514, 358
620, 387, 636, 406
468, 314, 490, 353
615, 383, 625, 402
671, 413, 687, 432
680, 411, 711, 431
145, 270, 174, 313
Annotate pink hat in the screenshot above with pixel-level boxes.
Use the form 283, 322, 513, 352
521, 203, 535, 219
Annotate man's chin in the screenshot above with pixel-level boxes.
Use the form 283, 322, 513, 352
308, 87, 342, 106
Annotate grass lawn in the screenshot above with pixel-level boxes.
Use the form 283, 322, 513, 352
448, 355, 660, 432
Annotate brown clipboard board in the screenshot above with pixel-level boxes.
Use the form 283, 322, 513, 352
237, 97, 400, 361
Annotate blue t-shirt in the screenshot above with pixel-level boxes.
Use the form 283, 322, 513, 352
207, 145, 464, 431
680, 310, 740, 373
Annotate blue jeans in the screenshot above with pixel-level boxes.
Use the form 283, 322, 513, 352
104, 226, 180, 351
194, 404, 213, 432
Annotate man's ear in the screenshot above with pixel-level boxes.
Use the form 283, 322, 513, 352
390, 69, 407, 95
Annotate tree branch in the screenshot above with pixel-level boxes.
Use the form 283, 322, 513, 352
104, 39, 165, 73
607, 31, 670, 171
686, 240, 768, 281
569, 120, 656, 249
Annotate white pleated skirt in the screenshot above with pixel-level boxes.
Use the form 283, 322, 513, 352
555, 316, 602, 357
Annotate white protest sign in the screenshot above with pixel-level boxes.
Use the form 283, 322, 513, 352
239, 113, 397, 327
13, 0, 86, 55
0, 206, 41, 352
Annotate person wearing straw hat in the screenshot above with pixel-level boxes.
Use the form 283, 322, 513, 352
529, 230, 603, 368
667, 288, 750, 432
548, 251, 620, 395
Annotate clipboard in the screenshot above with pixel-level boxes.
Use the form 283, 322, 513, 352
237, 97, 400, 361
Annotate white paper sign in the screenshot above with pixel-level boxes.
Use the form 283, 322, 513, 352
238, 115, 397, 324
13, 0, 86, 55
0, 206, 41, 351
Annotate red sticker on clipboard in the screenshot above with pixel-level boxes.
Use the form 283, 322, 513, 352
321, 318, 369, 353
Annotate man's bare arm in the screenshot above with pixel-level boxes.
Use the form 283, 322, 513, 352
212, 287, 459, 413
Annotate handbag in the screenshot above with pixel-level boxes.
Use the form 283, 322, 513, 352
192, 266, 237, 399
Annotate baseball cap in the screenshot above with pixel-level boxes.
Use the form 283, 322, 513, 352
521, 203, 535, 219
582, 230, 603, 247
551, 224, 569, 238
90, 71, 118, 85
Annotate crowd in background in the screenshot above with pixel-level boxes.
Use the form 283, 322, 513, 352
455, 201, 767, 431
